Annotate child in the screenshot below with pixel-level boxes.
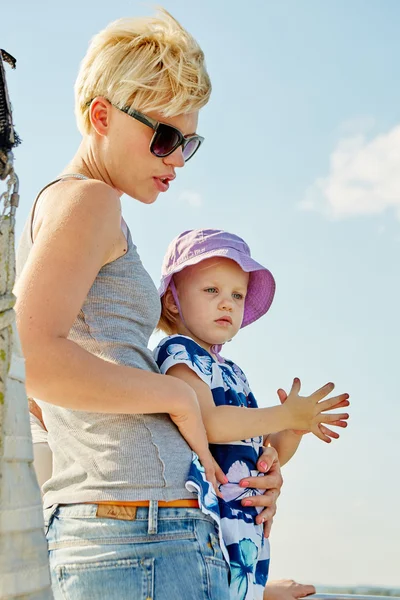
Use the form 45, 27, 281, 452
154, 228, 350, 600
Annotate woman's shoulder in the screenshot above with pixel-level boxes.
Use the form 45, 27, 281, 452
36, 178, 121, 230
31, 177, 124, 262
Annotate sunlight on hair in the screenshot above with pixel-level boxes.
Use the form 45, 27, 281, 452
75, 8, 211, 134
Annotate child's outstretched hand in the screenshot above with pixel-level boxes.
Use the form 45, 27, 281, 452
279, 378, 349, 443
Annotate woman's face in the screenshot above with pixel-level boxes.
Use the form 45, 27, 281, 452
94, 100, 199, 203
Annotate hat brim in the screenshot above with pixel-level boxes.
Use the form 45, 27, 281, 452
158, 248, 275, 328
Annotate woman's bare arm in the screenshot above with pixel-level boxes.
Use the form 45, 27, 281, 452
15, 179, 193, 415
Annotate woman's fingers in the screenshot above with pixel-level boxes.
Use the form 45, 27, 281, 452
204, 465, 222, 498
29, 398, 47, 430
213, 457, 228, 485
242, 489, 279, 510
200, 453, 223, 498
239, 473, 282, 491
263, 516, 273, 538
254, 503, 276, 526
256, 445, 280, 474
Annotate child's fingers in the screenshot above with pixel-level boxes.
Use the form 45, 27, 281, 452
328, 419, 348, 428
310, 382, 335, 401
327, 397, 350, 409
277, 388, 287, 404
289, 377, 301, 396
319, 412, 349, 424
319, 424, 340, 439
318, 393, 349, 412
312, 424, 331, 443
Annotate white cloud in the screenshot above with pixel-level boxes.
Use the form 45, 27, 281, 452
178, 189, 203, 208
301, 123, 400, 220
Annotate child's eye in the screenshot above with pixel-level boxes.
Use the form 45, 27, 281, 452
233, 293, 244, 300
205, 287, 217, 293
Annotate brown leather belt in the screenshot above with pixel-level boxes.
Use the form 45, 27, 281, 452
94, 499, 199, 508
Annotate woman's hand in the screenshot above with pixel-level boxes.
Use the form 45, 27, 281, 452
238, 445, 283, 537
170, 392, 223, 497
29, 398, 47, 431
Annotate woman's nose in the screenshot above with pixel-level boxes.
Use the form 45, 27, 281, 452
163, 146, 185, 168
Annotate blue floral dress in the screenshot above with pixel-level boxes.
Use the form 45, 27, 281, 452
154, 335, 270, 600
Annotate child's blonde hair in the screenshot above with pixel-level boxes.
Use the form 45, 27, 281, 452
75, 8, 211, 134
157, 289, 179, 335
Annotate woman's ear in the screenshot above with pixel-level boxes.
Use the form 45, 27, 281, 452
164, 287, 179, 314
89, 97, 111, 136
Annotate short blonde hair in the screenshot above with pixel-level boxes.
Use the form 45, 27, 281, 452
157, 290, 179, 336
75, 8, 211, 134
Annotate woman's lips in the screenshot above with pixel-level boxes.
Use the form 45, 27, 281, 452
153, 177, 169, 192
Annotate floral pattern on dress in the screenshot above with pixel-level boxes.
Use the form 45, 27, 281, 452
154, 335, 270, 600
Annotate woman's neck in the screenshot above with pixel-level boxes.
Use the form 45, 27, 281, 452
63, 139, 122, 196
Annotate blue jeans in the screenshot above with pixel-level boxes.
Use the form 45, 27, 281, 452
44, 503, 230, 600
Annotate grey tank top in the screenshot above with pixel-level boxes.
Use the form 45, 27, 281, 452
16, 175, 194, 508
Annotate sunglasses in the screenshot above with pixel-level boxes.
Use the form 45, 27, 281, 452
114, 104, 204, 162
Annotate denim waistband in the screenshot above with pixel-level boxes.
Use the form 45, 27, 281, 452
53, 503, 210, 519
44, 502, 213, 538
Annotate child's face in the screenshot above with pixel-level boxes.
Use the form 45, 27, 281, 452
175, 257, 249, 352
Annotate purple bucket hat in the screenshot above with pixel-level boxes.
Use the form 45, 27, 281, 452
159, 229, 276, 328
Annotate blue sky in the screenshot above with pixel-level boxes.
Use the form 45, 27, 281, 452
2, 0, 399, 588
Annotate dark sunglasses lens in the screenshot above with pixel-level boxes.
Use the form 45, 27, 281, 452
152, 125, 181, 157
183, 138, 201, 161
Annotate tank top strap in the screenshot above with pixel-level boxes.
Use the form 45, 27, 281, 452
29, 173, 89, 243
29, 174, 128, 245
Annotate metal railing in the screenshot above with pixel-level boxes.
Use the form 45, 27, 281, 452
311, 595, 400, 600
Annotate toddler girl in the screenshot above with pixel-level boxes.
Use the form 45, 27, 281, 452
154, 229, 350, 600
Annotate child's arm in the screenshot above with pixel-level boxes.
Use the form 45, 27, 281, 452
265, 386, 304, 466
167, 365, 349, 444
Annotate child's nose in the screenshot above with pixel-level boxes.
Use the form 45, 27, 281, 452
218, 295, 233, 310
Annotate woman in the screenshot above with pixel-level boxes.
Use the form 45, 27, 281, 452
15, 9, 289, 599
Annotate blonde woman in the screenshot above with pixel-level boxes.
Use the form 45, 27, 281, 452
15, 10, 285, 599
